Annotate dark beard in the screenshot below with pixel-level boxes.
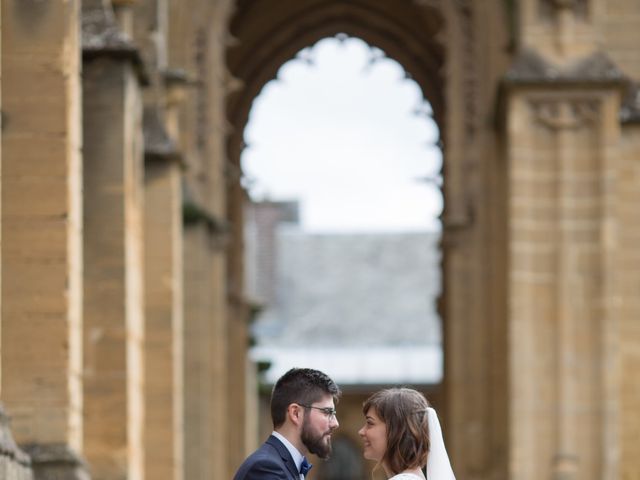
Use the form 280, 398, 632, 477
301, 416, 332, 459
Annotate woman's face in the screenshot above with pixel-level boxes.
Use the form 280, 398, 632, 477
358, 407, 387, 462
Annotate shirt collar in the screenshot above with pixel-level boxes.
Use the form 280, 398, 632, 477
272, 431, 304, 472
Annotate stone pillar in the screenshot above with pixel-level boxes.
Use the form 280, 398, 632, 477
503, 51, 626, 480
1, 1, 87, 478
226, 174, 252, 471
210, 244, 230, 480
0, 12, 31, 480
182, 223, 213, 480
437, 4, 512, 479
182, 206, 231, 480
81, 3, 145, 479
142, 108, 184, 480
503, 3, 633, 479
617, 90, 640, 480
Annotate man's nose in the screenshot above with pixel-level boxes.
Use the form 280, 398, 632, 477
331, 416, 339, 429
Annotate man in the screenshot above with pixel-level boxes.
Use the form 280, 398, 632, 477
234, 368, 341, 479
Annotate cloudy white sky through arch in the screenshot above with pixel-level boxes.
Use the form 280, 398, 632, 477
241, 35, 443, 232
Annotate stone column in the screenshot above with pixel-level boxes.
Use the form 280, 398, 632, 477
182, 222, 213, 480
617, 89, 640, 480
182, 205, 231, 480
81, 3, 145, 479
1, 1, 87, 478
503, 2, 633, 479
437, 4, 512, 478
226, 171, 252, 471
142, 108, 184, 480
504, 51, 626, 480
210, 244, 230, 480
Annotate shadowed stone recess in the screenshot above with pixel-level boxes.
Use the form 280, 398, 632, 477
144, 107, 180, 161
0, 405, 32, 479
20, 444, 88, 480
163, 68, 198, 87
621, 83, 640, 124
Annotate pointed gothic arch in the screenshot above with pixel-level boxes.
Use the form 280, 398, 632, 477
225, 0, 446, 164
223, 2, 513, 479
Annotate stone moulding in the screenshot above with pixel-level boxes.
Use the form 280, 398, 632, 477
21, 443, 89, 480
163, 68, 200, 88
0, 405, 31, 468
620, 83, 640, 124
530, 98, 600, 130
503, 48, 628, 87
182, 201, 229, 235
497, 48, 632, 127
81, 3, 149, 85
182, 197, 231, 250
143, 107, 182, 164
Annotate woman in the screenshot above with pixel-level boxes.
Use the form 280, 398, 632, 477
358, 388, 455, 480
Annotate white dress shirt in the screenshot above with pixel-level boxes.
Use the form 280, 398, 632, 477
272, 431, 306, 480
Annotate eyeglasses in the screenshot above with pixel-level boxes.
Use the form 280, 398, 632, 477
297, 404, 337, 420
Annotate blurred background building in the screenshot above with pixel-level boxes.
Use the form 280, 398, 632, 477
245, 200, 442, 478
0, 1, 639, 480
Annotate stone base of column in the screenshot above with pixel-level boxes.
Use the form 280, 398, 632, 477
21, 444, 89, 480
0, 404, 33, 480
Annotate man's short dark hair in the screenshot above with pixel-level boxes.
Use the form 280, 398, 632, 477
270, 368, 341, 428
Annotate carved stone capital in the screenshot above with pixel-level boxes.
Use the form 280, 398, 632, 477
183, 202, 230, 250
411, 0, 440, 7
0, 405, 31, 468
82, 0, 149, 84
143, 107, 181, 163
504, 49, 627, 86
547, 0, 584, 10
621, 83, 640, 124
163, 69, 199, 88
530, 98, 599, 130
540, 0, 588, 19
552, 452, 579, 480
21, 443, 90, 480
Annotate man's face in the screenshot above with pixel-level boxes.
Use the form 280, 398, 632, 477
300, 394, 340, 459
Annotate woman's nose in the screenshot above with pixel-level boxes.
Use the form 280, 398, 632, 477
358, 426, 365, 437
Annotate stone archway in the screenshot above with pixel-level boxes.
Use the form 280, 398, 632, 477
225, 1, 446, 164
224, 2, 512, 480
2, 1, 638, 480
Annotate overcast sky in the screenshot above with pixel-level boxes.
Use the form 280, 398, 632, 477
241, 36, 442, 232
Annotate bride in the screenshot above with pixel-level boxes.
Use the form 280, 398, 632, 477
358, 388, 456, 480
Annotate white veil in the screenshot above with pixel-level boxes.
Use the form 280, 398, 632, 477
426, 407, 456, 480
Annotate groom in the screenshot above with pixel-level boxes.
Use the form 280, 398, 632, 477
234, 368, 341, 479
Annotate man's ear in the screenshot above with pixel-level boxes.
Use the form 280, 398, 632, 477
287, 403, 304, 427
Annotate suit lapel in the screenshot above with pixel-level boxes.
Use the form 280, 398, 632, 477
266, 435, 300, 479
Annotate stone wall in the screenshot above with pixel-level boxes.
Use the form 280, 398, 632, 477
0, 1, 638, 480
1, 0, 244, 479
1, 1, 86, 478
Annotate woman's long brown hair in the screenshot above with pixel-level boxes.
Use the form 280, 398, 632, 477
362, 388, 430, 476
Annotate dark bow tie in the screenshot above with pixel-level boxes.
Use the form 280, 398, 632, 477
299, 457, 312, 477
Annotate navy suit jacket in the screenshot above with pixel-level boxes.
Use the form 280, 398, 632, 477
233, 435, 301, 480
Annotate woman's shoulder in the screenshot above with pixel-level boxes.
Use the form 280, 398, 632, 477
389, 474, 424, 480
